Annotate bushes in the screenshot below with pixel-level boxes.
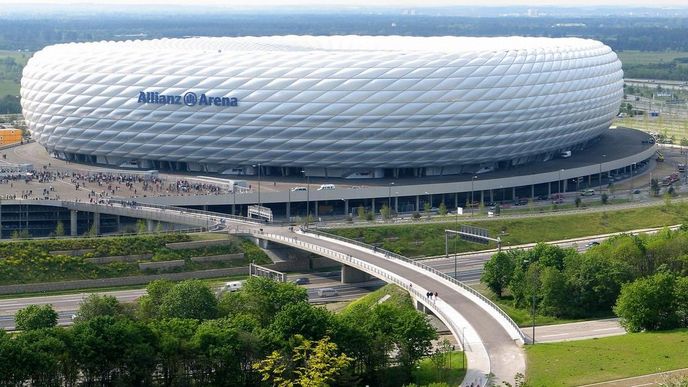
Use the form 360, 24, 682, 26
482, 228, 688, 323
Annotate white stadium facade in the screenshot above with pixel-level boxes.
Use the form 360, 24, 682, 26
21, 36, 623, 178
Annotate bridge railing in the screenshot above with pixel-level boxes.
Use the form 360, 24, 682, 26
304, 228, 525, 342
105, 199, 262, 224
244, 229, 468, 353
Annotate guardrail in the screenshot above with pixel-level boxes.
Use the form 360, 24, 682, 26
304, 228, 526, 343
242, 229, 468, 354
104, 199, 262, 225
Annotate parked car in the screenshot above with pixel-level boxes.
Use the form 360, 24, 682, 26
585, 241, 600, 248
291, 186, 308, 192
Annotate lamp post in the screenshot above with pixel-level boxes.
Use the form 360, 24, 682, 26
387, 182, 395, 220
524, 259, 536, 344
252, 163, 262, 207
301, 170, 310, 227
599, 154, 606, 194
471, 176, 478, 216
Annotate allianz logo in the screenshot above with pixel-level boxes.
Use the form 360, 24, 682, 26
137, 91, 238, 107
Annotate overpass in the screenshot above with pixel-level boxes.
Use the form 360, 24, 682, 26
2, 199, 526, 386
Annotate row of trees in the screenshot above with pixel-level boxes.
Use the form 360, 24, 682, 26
481, 227, 688, 320
2, 277, 437, 386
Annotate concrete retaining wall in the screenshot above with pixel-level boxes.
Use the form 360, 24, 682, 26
138, 260, 185, 270
190, 253, 244, 263
0, 267, 253, 295
86, 254, 153, 264
49, 249, 95, 256
311, 256, 340, 269
166, 239, 234, 250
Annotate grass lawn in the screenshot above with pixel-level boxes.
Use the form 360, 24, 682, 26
414, 351, 466, 386
341, 283, 413, 314
328, 202, 688, 258
526, 329, 688, 386
617, 50, 688, 66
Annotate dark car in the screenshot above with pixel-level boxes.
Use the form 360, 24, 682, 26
585, 241, 600, 248
292, 277, 310, 285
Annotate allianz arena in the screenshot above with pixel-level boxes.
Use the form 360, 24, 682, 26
21, 36, 623, 177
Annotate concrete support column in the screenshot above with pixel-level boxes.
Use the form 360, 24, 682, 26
512, 187, 516, 200
394, 197, 398, 213
416, 195, 420, 211
480, 190, 484, 204
489, 189, 494, 202
147, 219, 155, 232
70, 210, 77, 236
454, 193, 458, 210
314, 201, 319, 218
531, 185, 535, 199
548, 182, 552, 196
563, 179, 568, 192
371, 199, 376, 215
93, 212, 100, 235
286, 201, 291, 220
344, 199, 349, 216
341, 265, 372, 283
202, 205, 208, 211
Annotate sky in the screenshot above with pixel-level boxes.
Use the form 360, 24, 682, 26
7, 0, 688, 7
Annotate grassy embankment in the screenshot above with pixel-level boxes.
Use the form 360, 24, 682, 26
328, 202, 688, 258
526, 329, 688, 386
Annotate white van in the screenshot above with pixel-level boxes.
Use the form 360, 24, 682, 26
317, 184, 336, 191
220, 281, 243, 292
560, 151, 572, 158
317, 288, 338, 297
290, 186, 308, 192
582, 189, 595, 196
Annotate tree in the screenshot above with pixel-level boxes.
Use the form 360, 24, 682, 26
193, 318, 242, 385
380, 204, 391, 221
14, 328, 72, 386
15, 304, 58, 331
137, 219, 147, 234
74, 294, 127, 323
137, 279, 174, 320
481, 251, 516, 297
614, 272, 678, 332
160, 280, 218, 320
438, 202, 447, 216
651, 178, 661, 196
423, 202, 431, 218
538, 267, 570, 317
574, 197, 581, 208
147, 318, 200, 386
54, 221, 65, 237
219, 277, 307, 325
675, 276, 688, 327
357, 205, 366, 221
601, 192, 609, 205
253, 335, 352, 387
268, 302, 335, 344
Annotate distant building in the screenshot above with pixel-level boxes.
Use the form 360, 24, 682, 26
21, 36, 623, 177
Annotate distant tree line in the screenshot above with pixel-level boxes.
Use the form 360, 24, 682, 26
1, 14, 688, 52
481, 227, 688, 329
0, 277, 437, 386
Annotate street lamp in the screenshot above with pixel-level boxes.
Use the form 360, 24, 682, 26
599, 154, 606, 193
387, 182, 395, 220
524, 259, 536, 344
301, 170, 310, 227
252, 163, 262, 207
471, 176, 478, 216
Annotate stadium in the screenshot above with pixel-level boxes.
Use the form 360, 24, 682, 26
20, 36, 623, 178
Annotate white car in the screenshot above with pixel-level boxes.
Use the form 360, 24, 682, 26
290, 186, 307, 192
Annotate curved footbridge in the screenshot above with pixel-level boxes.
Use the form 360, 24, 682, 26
18, 200, 526, 385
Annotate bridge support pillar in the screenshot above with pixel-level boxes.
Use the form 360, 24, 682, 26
70, 210, 77, 236
548, 182, 551, 197
314, 201, 319, 219
147, 219, 155, 232
286, 201, 291, 220
341, 265, 371, 283
343, 199, 348, 216
394, 197, 398, 213
531, 185, 535, 199
93, 212, 100, 235
480, 190, 484, 204
371, 199, 375, 215
512, 187, 516, 201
